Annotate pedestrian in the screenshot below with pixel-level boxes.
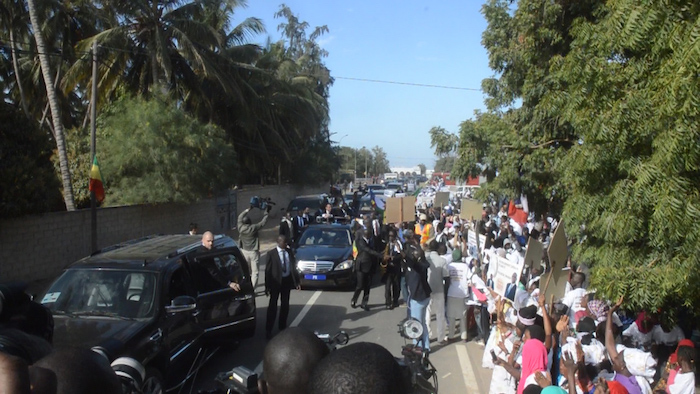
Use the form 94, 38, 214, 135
188, 222, 198, 235
383, 229, 402, 309
351, 228, 389, 311
414, 213, 434, 246
425, 240, 449, 344
404, 230, 432, 351
446, 249, 469, 341
237, 202, 270, 288
262, 235, 300, 340
279, 211, 293, 245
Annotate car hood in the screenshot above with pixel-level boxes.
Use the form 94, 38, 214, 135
52, 315, 150, 355
295, 245, 351, 262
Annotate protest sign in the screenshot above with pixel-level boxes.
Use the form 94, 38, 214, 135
460, 199, 483, 220
493, 255, 525, 298
524, 238, 544, 271
384, 196, 417, 224
544, 220, 570, 301
434, 192, 450, 209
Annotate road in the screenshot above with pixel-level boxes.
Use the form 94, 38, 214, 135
192, 237, 493, 393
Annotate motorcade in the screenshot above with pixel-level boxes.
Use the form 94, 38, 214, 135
383, 182, 405, 197
286, 194, 326, 222
38, 234, 255, 394
294, 224, 356, 289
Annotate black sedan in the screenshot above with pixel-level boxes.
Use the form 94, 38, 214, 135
294, 224, 356, 289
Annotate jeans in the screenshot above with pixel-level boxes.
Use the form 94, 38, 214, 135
409, 297, 431, 351
474, 304, 490, 343
400, 275, 408, 302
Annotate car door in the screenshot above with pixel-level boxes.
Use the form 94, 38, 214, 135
185, 248, 255, 343
160, 265, 202, 388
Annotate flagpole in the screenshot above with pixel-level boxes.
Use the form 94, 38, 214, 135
90, 41, 98, 252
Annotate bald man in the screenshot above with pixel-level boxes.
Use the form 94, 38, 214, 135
200, 232, 240, 291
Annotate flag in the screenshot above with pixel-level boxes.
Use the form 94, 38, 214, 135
369, 189, 386, 211
89, 156, 105, 202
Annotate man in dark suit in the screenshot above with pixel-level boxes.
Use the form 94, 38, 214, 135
292, 209, 308, 243
263, 235, 300, 339
279, 212, 293, 244
351, 228, 389, 311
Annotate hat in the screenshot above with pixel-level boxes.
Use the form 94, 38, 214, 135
452, 249, 462, 262
518, 305, 538, 326
503, 238, 512, 247
419, 213, 427, 221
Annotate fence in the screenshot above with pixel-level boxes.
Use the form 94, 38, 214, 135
0, 184, 324, 287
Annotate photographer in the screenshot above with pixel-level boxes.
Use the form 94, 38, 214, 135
238, 200, 271, 288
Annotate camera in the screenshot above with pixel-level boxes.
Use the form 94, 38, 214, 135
110, 356, 146, 394
397, 318, 438, 393
250, 196, 275, 212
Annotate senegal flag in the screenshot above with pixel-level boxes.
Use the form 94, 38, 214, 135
89, 156, 105, 202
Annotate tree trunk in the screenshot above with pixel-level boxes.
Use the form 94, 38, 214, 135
26, 0, 75, 211
9, 29, 30, 118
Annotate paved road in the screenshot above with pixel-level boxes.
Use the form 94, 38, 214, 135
191, 232, 493, 393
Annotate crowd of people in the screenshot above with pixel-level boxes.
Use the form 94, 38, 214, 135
343, 193, 700, 394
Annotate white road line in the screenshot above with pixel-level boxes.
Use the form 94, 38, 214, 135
291, 290, 322, 327
456, 344, 480, 393
254, 290, 322, 373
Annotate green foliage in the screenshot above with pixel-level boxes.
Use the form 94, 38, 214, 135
555, 0, 700, 315
97, 96, 237, 205
54, 127, 92, 209
0, 102, 63, 217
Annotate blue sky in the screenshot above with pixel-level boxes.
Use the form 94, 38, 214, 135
235, 1, 493, 168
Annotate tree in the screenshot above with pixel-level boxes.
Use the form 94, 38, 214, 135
417, 163, 426, 175
553, 0, 700, 316
0, 102, 63, 217
26, 0, 75, 210
97, 95, 237, 205
434, 156, 456, 173
371, 146, 390, 175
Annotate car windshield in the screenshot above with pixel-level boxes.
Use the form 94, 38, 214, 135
298, 228, 351, 247
288, 199, 322, 212
41, 269, 158, 320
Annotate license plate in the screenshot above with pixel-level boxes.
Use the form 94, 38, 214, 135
304, 274, 326, 280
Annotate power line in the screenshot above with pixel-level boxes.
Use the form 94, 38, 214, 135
334, 76, 482, 91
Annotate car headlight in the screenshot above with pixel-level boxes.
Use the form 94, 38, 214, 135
334, 260, 353, 271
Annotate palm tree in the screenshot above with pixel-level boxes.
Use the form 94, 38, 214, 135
26, 0, 75, 210
1, 0, 30, 117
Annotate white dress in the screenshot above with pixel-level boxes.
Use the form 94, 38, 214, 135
488, 326, 519, 394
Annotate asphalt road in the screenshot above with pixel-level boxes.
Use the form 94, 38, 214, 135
191, 235, 493, 393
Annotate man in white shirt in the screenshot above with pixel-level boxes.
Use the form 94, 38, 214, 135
425, 240, 449, 344
561, 271, 587, 327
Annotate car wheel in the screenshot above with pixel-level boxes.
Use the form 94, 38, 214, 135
142, 369, 164, 394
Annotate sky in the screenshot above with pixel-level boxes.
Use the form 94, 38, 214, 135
235, 0, 493, 169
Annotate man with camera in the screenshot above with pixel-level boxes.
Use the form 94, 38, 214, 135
238, 198, 271, 288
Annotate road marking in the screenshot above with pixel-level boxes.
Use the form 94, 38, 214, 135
254, 290, 322, 374
456, 344, 480, 392
291, 290, 322, 327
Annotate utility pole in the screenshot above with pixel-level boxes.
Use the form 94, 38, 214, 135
354, 149, 357, 181
364, 146, 367, 177
90, 41, 98, 252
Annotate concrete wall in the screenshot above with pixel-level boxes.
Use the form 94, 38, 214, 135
0, 184, 324, 287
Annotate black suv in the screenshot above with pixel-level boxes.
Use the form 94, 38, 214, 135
38, 234, 255, 394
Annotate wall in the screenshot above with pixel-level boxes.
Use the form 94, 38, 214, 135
0, 184, 324, 287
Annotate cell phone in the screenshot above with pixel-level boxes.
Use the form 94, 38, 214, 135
490, 350, 498, 363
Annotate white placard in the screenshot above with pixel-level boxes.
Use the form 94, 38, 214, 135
493, 256, 525, 298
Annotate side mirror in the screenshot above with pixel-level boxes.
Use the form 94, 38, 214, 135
165, 295, 196, 314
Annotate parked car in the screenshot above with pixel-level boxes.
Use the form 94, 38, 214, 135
38, 234, 255, 394
294, 224, 356, 289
